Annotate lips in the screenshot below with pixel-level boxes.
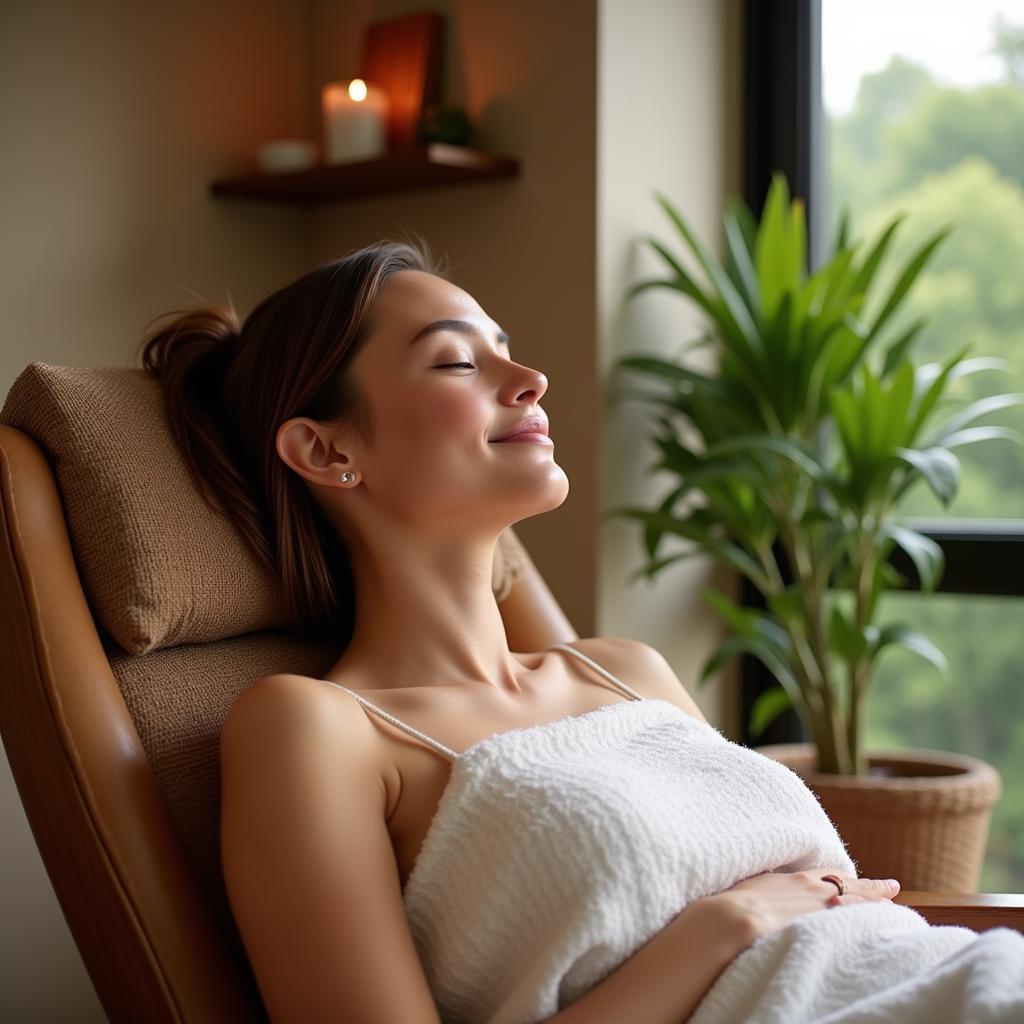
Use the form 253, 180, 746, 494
489, 415, 550, 442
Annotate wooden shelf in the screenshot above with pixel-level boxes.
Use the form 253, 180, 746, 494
209, 143, 520, 206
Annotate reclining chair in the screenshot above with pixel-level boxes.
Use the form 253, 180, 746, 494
1, 362, 1021, 1024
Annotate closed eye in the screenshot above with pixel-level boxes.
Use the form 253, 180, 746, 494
436, 362, 475, 369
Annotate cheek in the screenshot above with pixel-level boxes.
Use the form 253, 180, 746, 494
396, 386, 490, 439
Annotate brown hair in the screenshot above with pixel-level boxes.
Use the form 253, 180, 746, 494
137, 237, 446, 645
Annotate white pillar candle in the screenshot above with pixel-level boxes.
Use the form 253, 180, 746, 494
322, 79, 389, 164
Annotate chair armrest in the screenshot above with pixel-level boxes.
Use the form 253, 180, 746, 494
898, 892, 1024, 933
497, 546, 578, 651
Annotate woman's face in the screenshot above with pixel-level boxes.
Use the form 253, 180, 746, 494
338, 269, 569, 528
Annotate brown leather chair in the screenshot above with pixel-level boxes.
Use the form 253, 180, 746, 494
0, 363, 1020, 1023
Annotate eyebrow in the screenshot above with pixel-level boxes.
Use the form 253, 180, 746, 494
408, 318, 511, 350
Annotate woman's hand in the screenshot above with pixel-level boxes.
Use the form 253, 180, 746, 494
706, 869, 901, 944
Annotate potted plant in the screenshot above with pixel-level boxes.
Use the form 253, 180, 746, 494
607, 172, 1023, 890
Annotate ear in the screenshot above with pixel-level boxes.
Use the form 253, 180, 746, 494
275, 417, 356, 488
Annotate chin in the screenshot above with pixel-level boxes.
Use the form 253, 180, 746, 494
530, 474, 571, 516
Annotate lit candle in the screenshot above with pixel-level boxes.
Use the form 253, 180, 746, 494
321, 78, 389, 164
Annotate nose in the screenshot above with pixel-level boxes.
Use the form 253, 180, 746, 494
502, 361, 548, 404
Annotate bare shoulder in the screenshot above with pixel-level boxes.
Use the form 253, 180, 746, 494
566, 636, 708, 724
221, 672, 386, 807
223, 671, 361, 736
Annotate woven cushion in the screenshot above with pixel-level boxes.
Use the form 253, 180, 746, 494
0, 363, 529, 655
106, 629, 341, 974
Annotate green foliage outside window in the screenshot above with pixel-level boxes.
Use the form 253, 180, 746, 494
826, 18, 1024, 891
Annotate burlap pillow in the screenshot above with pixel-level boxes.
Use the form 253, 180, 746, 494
0, 363, 529, 655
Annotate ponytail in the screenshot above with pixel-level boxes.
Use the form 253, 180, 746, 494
139, 303, 276, 572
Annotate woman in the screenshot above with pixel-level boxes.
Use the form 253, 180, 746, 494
140, 240, 1024, 1024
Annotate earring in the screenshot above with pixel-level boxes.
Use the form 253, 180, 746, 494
340, 471, 356, 483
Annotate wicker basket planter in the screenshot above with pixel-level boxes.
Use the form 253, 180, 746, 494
755, 742, 1003, 892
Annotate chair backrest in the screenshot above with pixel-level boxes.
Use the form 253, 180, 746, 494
0, 364, 549, 1023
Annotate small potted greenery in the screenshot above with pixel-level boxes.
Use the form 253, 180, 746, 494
607, 172, 1022, 890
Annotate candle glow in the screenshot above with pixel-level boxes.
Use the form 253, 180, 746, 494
322, 79, 389, 163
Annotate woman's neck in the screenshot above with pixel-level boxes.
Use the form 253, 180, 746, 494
334, 531, 526, 694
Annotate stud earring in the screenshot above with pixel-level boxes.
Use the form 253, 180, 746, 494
340, 471, 356, 483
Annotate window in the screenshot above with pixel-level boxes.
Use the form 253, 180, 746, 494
741, 0, 1024, 890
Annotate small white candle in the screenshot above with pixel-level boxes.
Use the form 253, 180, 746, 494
322, 79, 389, 164
257, 138, 319, 173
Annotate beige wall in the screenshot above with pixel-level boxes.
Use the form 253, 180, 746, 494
0, 0, 312, 391
0, 0, 740, 1016
597, 0, 744, 731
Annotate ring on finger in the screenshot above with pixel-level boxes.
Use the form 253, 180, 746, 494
821, 873, 846, 897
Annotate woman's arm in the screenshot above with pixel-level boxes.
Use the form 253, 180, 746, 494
548, 895, 753, 1024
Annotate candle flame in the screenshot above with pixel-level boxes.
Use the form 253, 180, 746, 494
348, 78, 368, 102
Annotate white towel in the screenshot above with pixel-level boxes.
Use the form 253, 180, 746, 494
690, 898, 1024, 1023
401, 698, 1024, 1023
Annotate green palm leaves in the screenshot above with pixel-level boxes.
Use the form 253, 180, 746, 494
607, 172, 1024, 774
